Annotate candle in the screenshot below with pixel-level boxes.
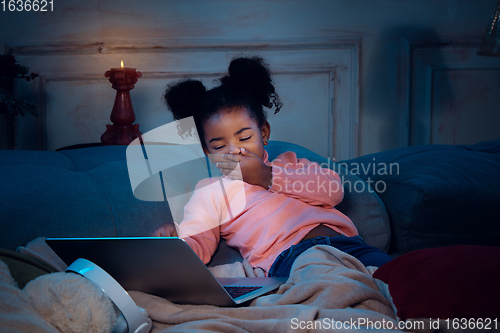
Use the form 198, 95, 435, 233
105, 61, 142, 87
101, 61, 142, 145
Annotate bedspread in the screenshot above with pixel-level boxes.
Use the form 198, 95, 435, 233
12, 239, 400, 332
129, 245, 399, 332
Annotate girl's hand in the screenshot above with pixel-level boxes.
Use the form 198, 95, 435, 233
150, 222, 178, 237
215, 148, 272, 189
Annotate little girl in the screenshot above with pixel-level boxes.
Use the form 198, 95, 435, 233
151, 56, 392, 277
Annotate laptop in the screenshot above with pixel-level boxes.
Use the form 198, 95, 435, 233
45, 237, 286, 306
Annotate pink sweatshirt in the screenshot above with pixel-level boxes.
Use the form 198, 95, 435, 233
177, 150, 358, 274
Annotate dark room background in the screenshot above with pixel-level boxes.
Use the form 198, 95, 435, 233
1, 0, 499, 160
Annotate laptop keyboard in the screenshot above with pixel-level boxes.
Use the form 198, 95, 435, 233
223, 286, 262, 299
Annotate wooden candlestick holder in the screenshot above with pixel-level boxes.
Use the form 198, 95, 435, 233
101, 67, 142, 145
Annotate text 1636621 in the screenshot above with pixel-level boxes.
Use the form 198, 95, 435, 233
2, 0, 53, 11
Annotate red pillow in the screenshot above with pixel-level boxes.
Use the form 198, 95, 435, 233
373, 245, 500, 320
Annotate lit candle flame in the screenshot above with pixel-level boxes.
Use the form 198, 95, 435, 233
121, 60, 124, 69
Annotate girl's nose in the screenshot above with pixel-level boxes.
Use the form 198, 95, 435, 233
228, 145, 241, 154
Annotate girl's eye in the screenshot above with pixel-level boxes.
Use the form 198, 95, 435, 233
213, 145, 225, 150
240, 136, 251, 142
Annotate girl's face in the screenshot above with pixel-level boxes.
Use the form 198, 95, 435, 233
202, 106, 270, 159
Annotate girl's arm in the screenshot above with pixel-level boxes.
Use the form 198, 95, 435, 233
172, 179, 224, 264
270, 151, 343, 208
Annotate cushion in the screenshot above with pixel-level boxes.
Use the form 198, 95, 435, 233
0, 141, 391, 266
267, 141, 391, 252
0, 248, 58, 289
373, 245, 500, 320
60, 145, 129, 172
0, 149, 76, 170
341, 139, 500, 255
0, 147, 172, 251
0, 163, 118, 250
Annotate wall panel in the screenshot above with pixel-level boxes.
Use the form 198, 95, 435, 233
409, 42, 500, 146
8, 39, 360, 159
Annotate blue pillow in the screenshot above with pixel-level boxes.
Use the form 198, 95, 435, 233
341, 140, 500, 255
266, 141, 391, 252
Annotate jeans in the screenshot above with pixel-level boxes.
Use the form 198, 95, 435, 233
267, 235, 393, 277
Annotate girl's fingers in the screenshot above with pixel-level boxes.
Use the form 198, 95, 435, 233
220, 153, 241, 162
210, 154, 224, 162
208, 154, 239, 165
239, 148, 258, 157
219, 165, 239, 173
216, 161, 238, 169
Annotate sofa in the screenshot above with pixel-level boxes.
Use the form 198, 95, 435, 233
1, 139, 500, 329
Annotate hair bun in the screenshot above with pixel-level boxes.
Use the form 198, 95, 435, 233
164, 79, 206, 120
227, 57, 271, 84
221, 56, 281, 112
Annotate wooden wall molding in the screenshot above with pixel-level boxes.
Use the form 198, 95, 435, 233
398, 38, 500, 146
7, 38, 360, 159
6, 37, 361, 55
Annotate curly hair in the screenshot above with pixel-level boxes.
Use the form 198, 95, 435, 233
164, 56, 282, 147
